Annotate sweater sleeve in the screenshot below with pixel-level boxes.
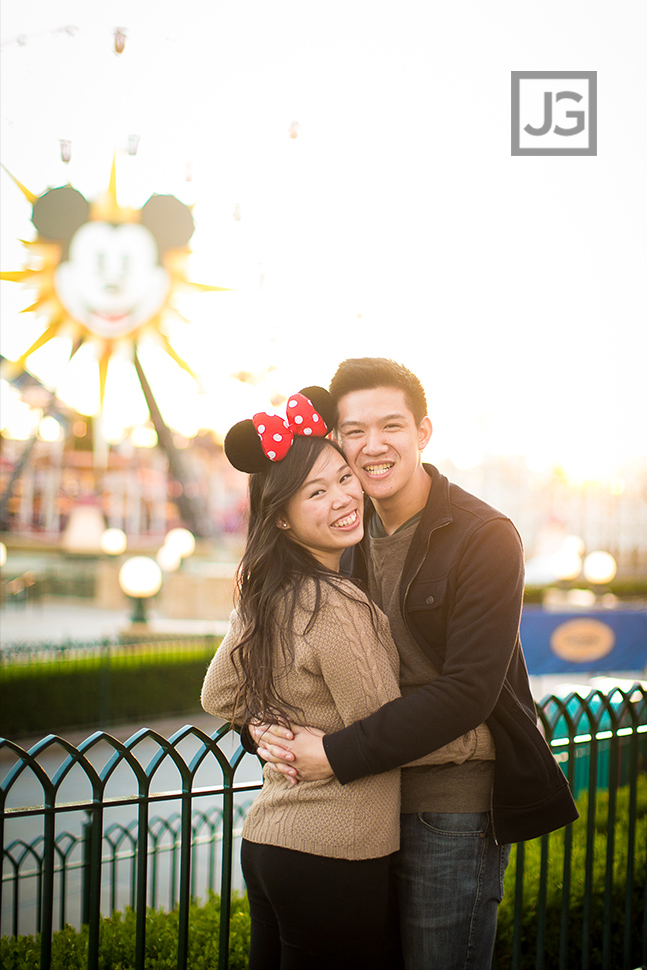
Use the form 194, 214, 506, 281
323, 517, 524, 783
200, 611, 243, 723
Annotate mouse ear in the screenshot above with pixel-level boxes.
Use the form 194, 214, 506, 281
298, 386, 337, 433
32, 186, 90, 241
224, 419, 269, 473
140, 194, 194, 252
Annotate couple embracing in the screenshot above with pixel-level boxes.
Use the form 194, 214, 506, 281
201, 357, 577, 970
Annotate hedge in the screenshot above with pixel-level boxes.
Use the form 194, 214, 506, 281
2, 780, 645, 969
0, 644, 219, 738
492, 776, 647, 969
0, 893, 250, 970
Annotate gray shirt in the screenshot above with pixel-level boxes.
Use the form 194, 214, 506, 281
367, 511, 495, 813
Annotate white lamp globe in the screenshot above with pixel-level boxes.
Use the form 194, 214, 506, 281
164, 527, 196, 559
553, 548, 582, 582
118, 556, 163, 598
0, 542, 6, 568
156, 544, 182, 572
100, 528, 128, 556
583, 550, 617, 585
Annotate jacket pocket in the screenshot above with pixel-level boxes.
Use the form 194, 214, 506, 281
406, 577, 448, 613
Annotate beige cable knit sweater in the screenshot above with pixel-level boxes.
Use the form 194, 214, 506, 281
200, 576, 487, 860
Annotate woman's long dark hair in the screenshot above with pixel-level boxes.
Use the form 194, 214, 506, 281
230, 435, 375, 726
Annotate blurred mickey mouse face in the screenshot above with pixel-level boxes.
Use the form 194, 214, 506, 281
54, 221, 171, 339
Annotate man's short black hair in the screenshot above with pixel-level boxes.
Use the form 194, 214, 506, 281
329, 358, 428, 426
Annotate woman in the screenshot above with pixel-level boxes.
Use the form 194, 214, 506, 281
201, 387, 481, 970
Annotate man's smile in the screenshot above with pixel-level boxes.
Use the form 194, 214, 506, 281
362, 462, 395, 478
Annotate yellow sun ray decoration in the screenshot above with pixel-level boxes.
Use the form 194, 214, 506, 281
1, 157, 229, 409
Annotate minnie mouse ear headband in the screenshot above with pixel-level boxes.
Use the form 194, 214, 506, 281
224, 387, 337, 473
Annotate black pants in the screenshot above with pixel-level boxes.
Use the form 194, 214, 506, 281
241, 839, 402, 970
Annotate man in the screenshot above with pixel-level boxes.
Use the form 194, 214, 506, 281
253, 358, 578, 969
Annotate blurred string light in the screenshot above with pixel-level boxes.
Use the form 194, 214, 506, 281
38, 414, 63, 442
0, 381, 41, 440
130, 425, 158, 449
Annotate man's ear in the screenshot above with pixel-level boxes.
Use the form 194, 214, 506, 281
418, 417, 433, 451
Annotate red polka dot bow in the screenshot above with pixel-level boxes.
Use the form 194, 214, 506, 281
252, 392, 329, 461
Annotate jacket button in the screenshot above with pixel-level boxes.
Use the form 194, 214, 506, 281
425, 595, 435, 605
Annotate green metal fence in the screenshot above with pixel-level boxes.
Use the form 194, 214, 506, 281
2, 685, 646, 970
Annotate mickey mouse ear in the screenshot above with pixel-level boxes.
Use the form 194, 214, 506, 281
298, 386, 337, 433
32, 186, 90, 241
140, 194, 195, 252
224, 420, 269, 473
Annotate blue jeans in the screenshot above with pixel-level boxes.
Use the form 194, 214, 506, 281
393, 812, 510, 970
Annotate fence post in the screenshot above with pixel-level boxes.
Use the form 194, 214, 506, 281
86, 805, 104, 970
81, 815, 92, 926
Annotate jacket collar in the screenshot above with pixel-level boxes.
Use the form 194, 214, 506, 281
420, 463, 453, 532
402, 464, 453, 583
351, 464, 454, 583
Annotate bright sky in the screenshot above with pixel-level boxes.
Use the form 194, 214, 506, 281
1, 0, 646, 482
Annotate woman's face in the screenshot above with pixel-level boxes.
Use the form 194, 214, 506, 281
281, 445, 364, 570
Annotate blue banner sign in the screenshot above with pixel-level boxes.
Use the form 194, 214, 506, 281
520, 608, 647, 674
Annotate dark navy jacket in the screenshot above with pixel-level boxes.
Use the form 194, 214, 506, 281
323, 464, 578, 844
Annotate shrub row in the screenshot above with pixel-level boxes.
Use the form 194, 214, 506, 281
0, 893, 250, 970
493, 777, 647, 969
523, 577, 647, 604
2, 780, 645, 969
0, 643, 219, 738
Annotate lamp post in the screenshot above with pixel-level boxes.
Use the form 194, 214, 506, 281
118, 556, 163, 626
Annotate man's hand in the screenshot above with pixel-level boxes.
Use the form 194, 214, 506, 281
250, 723, 333, 784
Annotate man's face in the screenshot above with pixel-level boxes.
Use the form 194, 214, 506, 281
335, 386, 431, 504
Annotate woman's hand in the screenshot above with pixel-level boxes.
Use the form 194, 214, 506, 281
251, 723, 332, 784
